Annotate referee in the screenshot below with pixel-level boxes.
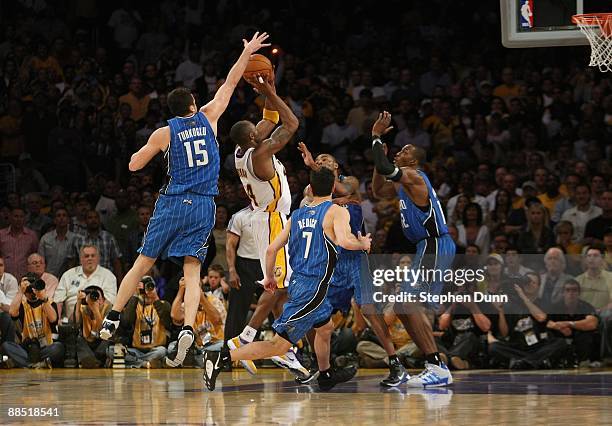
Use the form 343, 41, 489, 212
224, 206, 263, 341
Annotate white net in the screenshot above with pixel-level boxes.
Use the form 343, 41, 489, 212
573, 14, 612, 73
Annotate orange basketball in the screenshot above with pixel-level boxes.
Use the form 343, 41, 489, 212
243, 54, 273, 81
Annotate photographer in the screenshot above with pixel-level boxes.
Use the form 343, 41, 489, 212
488, 273, 566, 369
438, 284, 494, 370
1, 274, 64, 368
75, 285, 112, 368
120, 276, 171, 368
168, 276, 226, 367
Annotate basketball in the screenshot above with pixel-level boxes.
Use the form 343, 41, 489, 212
243, 53, 273, 81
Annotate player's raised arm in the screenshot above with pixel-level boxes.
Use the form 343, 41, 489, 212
201, 32, 270, 126
249, 71, 279, 142
331, 205, 371, 251
251, 76, 299, 159
128, 126, 170, 171
262, 218, 291, 293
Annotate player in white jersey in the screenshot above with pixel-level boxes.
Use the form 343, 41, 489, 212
228, 74, 308, 377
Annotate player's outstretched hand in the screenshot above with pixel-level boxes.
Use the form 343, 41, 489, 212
372, 111, 393, 137
261, 276, 277, 293
298, 142, 317, 169
357, 232, 372, 252
243, 31, 271, 54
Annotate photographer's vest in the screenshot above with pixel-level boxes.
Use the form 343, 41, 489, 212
80, 302, 112, 343
194, 294, 224, 346
21, 301, 53, 347
132, 302, 167, 349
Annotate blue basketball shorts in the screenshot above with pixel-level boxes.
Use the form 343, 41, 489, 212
138, 193, 215, 263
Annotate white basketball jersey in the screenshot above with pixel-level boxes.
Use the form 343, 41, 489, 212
234, 146, 291, 215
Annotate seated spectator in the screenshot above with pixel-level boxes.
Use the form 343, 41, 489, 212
488, 272, 566, 369
26, 253, 59, 300
69, 210, 123, 280
168, 277, 226, 367
0, 207, 39, 281
486, 189, 512, 236
448, 194, 468, 227
539, 248, 574, 306
456, 203, 490, 255
24, 193, 52, 237
445, 173, 489, 223
75, 285, 112, 368
554, 221, 583, 256
505, 247, 534, 278
605, 228, 612, 269
575, 246, 612, 311
552, 174, 580, 223
560, 184, 602, 243
38, 208, 76, 278
125, 205, 152, 267
0, 256, 18, 304
55, 245, 117, 321
478, 253, 506, 295
105, 189, 138, 259
202, 264, 230, 303
516, 203, 555, 255
538, 174, 563, 218
2, 274, 64, 368
547, 279, 599, 365
393, 113, 430, 150
120, 276, 171, 368
71, 195, 91, 237
584, 191, 612, 246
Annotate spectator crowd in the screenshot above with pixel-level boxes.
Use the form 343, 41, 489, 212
0, 0, 610, 371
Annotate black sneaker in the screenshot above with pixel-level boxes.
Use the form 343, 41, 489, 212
295, 369, 319, 385
317, 365, 357, 391
380, 359, 409, 387
203, 350, 229, 391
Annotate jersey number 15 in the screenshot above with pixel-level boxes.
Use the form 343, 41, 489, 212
184, 139, 209, 167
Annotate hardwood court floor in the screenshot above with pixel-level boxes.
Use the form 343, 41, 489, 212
0, 368, 610, 425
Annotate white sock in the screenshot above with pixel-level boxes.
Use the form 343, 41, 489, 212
240, 326, 257, 343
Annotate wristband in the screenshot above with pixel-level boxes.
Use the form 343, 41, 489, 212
372, 135, 382, 147
263, 108, 280, 124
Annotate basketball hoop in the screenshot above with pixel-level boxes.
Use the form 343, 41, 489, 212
572, 13, 612, 72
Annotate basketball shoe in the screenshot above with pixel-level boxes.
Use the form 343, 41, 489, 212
165, 329, 195, 367
100, 316, 120, 341
317, 365, 358, 391
227, 336, 257, 375
406, 362, 453, 387
380, 357, 409, 387
270, 349, 310, 379
203, 347, 231, 391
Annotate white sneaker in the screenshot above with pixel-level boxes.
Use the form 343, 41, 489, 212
227, 336, 257, 375
406, 362, 453, 388
100, 317, 120, 341
270, 349, 309, 379
165, 329, 194, 367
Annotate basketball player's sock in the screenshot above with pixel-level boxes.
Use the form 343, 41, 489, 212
426, 352, 443, 366
106, 310, 120, 321
240, 326, 257, 343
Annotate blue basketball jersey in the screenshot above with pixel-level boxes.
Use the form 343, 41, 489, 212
337, 202, 364, 255
398, 170, 448, 243
289, 201, 338, 279
161, 111, 220, 196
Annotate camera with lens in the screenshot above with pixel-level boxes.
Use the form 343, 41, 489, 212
141, 276, 156, 293
81, 288, 100, 303
24, 273, 45, 296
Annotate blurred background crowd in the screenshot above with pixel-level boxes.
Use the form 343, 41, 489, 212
0, 0, 610, 371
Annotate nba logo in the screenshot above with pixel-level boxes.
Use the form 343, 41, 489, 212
520, 0, 533, 29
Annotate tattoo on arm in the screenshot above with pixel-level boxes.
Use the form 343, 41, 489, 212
260, 125, 293, 154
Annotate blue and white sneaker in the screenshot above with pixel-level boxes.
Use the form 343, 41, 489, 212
406, 362, 453, 388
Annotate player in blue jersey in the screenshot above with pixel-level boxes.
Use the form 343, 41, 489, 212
99, 33, 271, 368
371, 111, 454, 387
297, 143, 408, 387
203, 168, 371, 391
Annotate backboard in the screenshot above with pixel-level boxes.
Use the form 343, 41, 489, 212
500, 0, 605, 47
